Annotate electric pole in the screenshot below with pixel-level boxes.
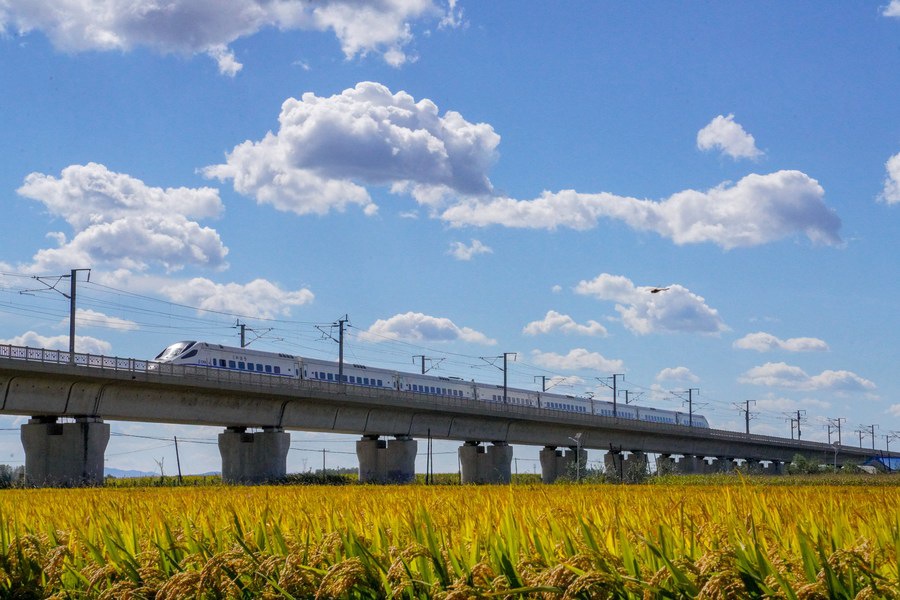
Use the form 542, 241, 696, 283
598, 374, 625, 418
502, 352, 515, 403
23, 268, 91, 361
480, 352, 517, 403
868, 424, 878, 450
620, 389, 643, 405
413, 355, 444, 374
796, 409, 806, 440
673, 388, 699, 427
828, 417, 846, 445
734, 400, 756, 435
317, 316, 349, 382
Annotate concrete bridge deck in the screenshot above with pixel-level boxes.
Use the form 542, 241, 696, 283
0, 344, 892, 485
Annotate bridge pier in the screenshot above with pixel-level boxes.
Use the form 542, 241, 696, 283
539, 445, 587, 483
218, 426, 289, 484
623, 451, 648, 478
459, 441, 512, 484
604, 450, 624, 479
762, 460, 785, 475
713, 457, 736, 473
356, 435, 417, 483
655, 454, 676, 475
21, 416, 109, 486
675, 455, 706, 474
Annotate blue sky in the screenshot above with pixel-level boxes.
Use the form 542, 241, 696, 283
2, 2, 900, 474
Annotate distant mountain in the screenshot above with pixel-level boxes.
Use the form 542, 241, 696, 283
104, 468, 222, 478
105, 468, 157, 478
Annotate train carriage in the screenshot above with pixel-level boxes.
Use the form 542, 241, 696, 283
152, 341, 710, 427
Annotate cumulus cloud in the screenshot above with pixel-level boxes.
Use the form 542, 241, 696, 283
447, 239, 492, 261
359, 311, 496, 345
162, 278, 313, 319
16, 163, 228, 273
885, 1, 900, 17
696, 114, 763, 160
656, 366, 700, 383
0, 331, 112, 355
442, 170, 840, 249
880, 152, 900, 204
530, 348, 623, 373
574, 274, 727, 335
204, 82, 499, 216
733, 332, 829, 353
888, 404, 900, 417
0, 0, 451, 74
738, 362, 876, 393
67, 308, 138, 332
522, 310, 607, 337
754, 396, 831, 412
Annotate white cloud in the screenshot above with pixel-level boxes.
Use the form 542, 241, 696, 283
522, 310, 607, 337
68, 308, 138, 332
656, 366, 700, 383
447, 239, 492, 261
441, 170, 840, 249
0, 330, 112, 355
884, 1, 900, 17
738, 362, 876, 393
574, 274, 727, 335
696, 114, 763, 160
879, 152, 900, 205
530, 348, 623, 373
16, 163, 228, 273
162, 278, 314, 319
359, 311, 496, 345
0, 0, 451, 74
888, 404, 900, 417
551, 285, 562, 294
733, 331, 829, 353
204, 82, 500, 216
754, 396, 831, 412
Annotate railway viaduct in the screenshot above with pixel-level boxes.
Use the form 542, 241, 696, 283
0, 345, 890, 486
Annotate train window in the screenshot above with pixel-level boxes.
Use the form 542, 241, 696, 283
228, 360, 236, 369
327, 373, 333, 381
377, 380, 383, 386
274, 366, 281, 374
256, 364, 263, 372
238, 362, 245, 370
265, 365, 272, 373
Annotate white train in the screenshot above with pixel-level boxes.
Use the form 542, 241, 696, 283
153, 341, 710, 428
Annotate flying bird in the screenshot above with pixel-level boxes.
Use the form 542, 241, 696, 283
649, 287, 670, 294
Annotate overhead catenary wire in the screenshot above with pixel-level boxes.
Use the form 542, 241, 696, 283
0, 271, 845, 433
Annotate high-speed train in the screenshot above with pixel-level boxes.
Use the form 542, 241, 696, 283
153, 341, 710, 428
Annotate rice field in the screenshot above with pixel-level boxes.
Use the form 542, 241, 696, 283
0, 481, 897, 598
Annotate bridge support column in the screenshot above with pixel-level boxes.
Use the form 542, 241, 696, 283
743, 459, 761, 474
356, 435, 417, 483
459, 441, 512, 484
714, 457, 735, 473
539, 446, 587, 483
623, 451, 648, 479
676, 455, 705, 474
218, 426, 289, 484
21, 416, 109, 487
656, 454, 676, 475
762, 460, 784, 475
604, 450, 624, 479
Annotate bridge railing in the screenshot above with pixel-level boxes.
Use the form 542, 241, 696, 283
0, 343, 865, 454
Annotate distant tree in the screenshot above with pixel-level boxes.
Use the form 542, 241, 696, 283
0, 465, 24, 488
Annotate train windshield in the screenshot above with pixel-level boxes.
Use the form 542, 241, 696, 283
154, 341, 196, 361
